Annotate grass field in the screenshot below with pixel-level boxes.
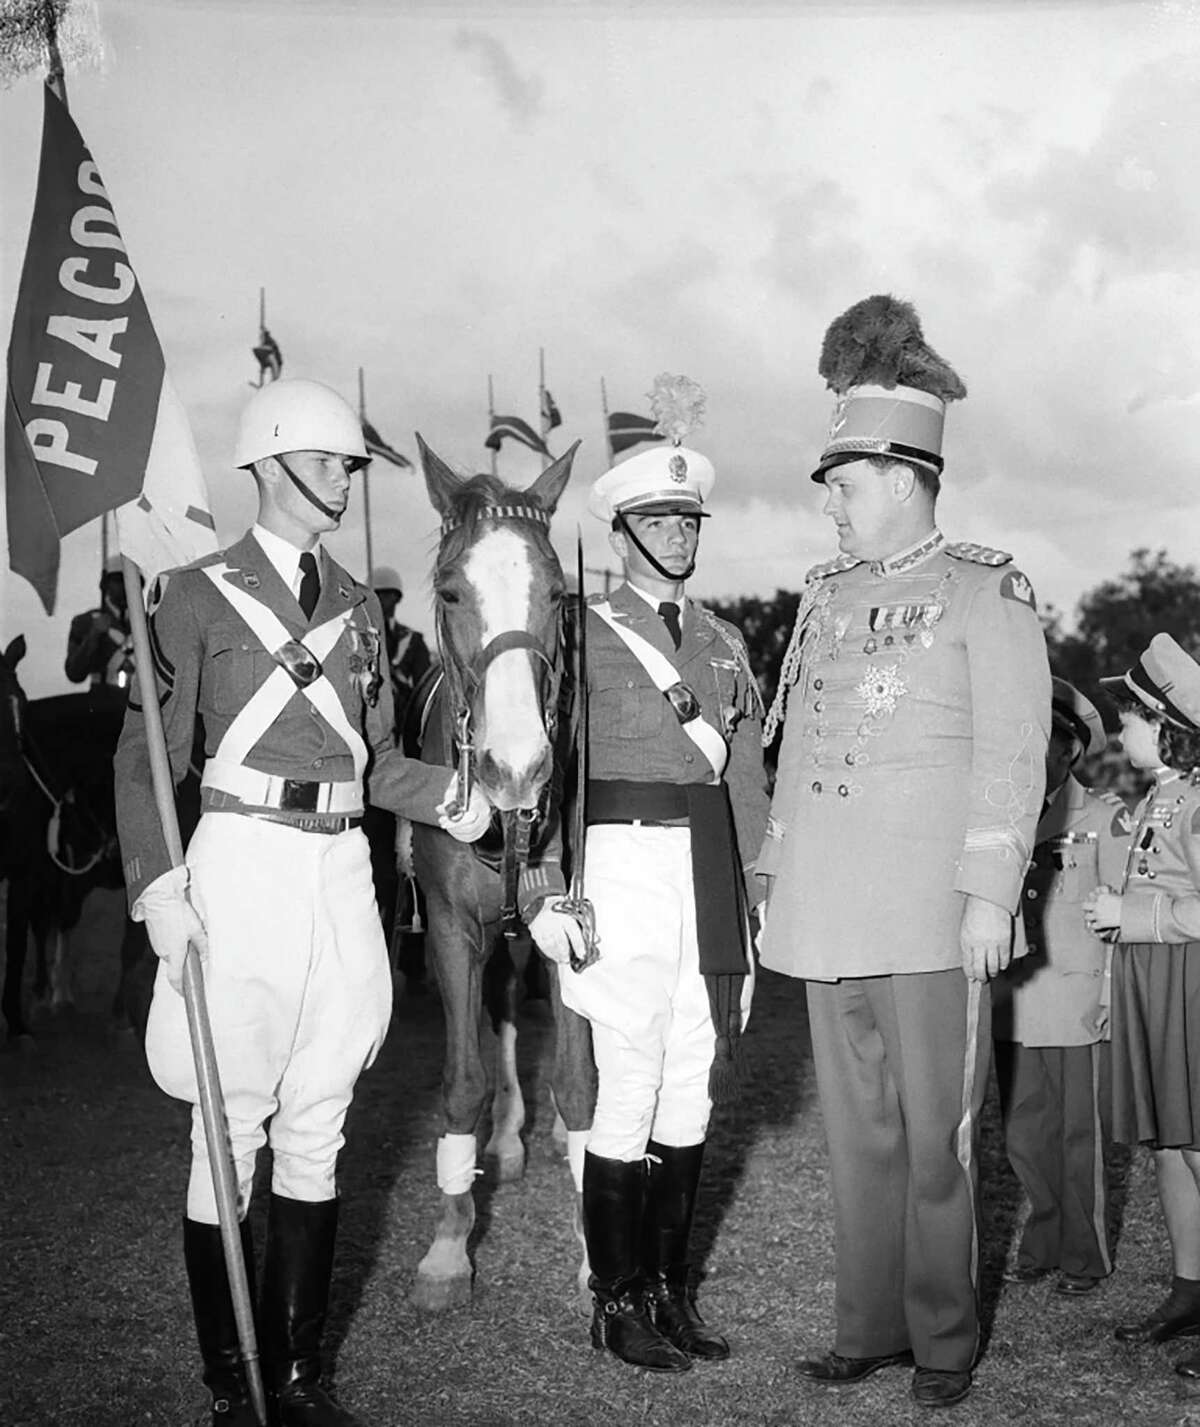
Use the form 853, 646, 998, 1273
1, 887, 1195, 1426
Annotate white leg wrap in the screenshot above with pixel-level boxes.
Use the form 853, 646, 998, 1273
566, 1130, 589, 1193
436, 1132, 479, 1195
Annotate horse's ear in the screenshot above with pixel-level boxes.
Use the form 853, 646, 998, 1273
527, 439, 581, 517
3, 634, 27, 669
416, 433, 464, 517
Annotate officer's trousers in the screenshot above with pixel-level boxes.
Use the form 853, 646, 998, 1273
145, 813, 392, 1222
560, 825, 715, 1160
994, 1039, 1112, 1279
806, 968, 990, 1373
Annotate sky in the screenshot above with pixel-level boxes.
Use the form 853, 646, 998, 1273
3, 0, 1200, 698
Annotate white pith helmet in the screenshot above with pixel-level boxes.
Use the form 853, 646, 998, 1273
234, 378, 369, 470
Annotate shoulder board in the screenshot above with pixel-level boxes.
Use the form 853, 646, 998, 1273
805, 553, 861, 582
944, 541, 1013, 567
1091, 788, 1127, 809
695, 605, 747, 647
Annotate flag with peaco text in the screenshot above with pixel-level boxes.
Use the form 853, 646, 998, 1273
5, 85, 216, 614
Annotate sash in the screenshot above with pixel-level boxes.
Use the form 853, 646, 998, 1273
200, 565, 369, 780
590, 601, 728, 781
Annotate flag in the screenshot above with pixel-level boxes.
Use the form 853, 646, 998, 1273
541, 387, 562, 431
253, 327, 282, 382
485, 413, 550, 456
5, 86, 217, 613
362, 418, 412, 469
607, 410, 665, 456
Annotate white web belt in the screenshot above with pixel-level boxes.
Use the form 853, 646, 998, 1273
591, 601, 728, 782
199, 565, 369, 803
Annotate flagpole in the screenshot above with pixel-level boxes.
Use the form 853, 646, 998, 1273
537, 348, 550, 473
487, 374, 498, 477
600, 377, 613, 465
358, 366, 374, 580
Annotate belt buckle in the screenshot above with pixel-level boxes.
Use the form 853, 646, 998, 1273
664, 681, 700, 725
274, 639, 324, 688
280, 779, 320, 812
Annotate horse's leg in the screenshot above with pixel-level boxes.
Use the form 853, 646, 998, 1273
550, 965, 599, 1313
2, 877, 33, 1040
46, 924, 71, 1011
482, 937, 526, 1183
411, 847, 491, 1313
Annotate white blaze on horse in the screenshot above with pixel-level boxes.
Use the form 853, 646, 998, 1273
405, 438, 596, 1313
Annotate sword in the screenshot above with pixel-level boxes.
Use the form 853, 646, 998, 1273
555, 532, 600, 971
444, 706, 473, 819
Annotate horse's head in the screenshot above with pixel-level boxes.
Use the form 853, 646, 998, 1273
419, 436, 579, 812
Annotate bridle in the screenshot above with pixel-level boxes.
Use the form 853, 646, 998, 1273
434, 500, 567, 931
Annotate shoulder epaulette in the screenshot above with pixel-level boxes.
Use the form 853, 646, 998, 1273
805, 553, 861, 582
944, 541, 1013, 567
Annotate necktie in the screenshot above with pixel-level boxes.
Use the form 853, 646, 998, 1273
298, 551, 320, 619
657, 600, 681, 650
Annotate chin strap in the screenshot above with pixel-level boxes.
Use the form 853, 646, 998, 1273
275, 455, 344, 522
616, 512, 697, 581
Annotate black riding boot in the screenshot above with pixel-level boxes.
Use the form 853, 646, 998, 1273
261, 1195, 361, 1427
583, 1151, 691, 1373
183, 1216, 261, 1426
644, 1141, 730, 1360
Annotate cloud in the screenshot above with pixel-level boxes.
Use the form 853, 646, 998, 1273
753, 177, 867, 299
987, 52, 1200, 287
455, 30, 544, 127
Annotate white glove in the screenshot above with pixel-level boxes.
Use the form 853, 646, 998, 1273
437, 776, 492, 843
528, 902, 587, 966
132, 865, 208, 995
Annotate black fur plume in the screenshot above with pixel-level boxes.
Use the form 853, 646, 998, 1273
818, 295, 967, 401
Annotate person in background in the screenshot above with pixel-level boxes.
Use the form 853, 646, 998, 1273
993, 677, 1131, 1297
1085, 635, 1200, 1380
65, 555, 135, 694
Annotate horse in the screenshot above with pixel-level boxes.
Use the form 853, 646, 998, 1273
0, 637, 151, 1041
406, 437, 597, 1313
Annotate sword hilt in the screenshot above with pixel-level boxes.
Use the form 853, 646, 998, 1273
555, 894, 600, 972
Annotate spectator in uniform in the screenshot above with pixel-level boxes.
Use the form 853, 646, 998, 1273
65, 554, 135, 695
993, 678, 1131, 1297
115, 377, 489, 1427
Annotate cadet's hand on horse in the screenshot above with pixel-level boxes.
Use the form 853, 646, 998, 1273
135, 866, 209, 995
528, 901, 587, 966
960, 894, 1012, 982
437, 777, 492, 843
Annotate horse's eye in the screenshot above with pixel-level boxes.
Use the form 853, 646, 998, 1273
437, 589, 460, 605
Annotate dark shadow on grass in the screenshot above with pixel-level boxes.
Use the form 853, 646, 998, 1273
690, 966, 816, 1278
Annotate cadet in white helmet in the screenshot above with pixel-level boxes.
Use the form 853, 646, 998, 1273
114, 378, 490, 1427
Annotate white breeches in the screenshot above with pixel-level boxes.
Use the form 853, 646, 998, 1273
560, 825, 714, 1160
144, 813, 392, 1222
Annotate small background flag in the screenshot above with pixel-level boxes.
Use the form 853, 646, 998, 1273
485, 413, 550, 456
253, 328, 282, 382
541, 388, 562, 431
362, 418, 412, 469
608, 410, 665, 456
5, 86, 217, 612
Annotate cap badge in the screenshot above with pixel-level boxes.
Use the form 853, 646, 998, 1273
829, 395, 850, 439
669, 453, 688, 482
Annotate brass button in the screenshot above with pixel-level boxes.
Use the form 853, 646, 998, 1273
1026, 888, 1039, 899
313, 757, 324, 769
845, 752, 856, 766
838, 784, 849, 797
811, 781, 822, 794
813, 700, 824, 712
813, 678, 824, 690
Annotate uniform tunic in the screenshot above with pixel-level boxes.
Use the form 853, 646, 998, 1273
1111, 771, 1200, 1149
115, 531, 450, 1221
992, 775, 1133, 1279
758, 529, 1050, 1372
560, 581, 768, 1160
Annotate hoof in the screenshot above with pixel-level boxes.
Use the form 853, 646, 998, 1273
410, 1270, 473, 1313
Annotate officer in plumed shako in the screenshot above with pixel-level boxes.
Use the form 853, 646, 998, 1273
758, 298, 1051, 1409
115, 378, 490, 1427
528, 375, 769, 1374
993, 678, 1131, 1297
